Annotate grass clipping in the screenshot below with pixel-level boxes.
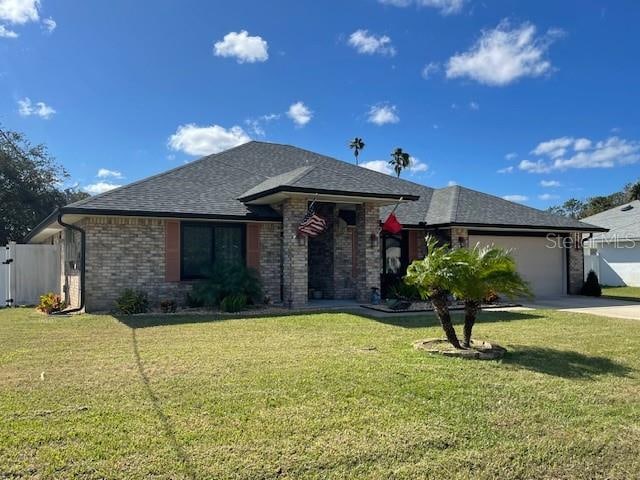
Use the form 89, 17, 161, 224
414, 338, 506, 360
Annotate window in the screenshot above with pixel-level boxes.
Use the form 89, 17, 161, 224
180, 223, 245, 279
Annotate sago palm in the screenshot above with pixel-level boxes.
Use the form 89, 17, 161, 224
405, 236, 464, 348
448, 244, 532, 347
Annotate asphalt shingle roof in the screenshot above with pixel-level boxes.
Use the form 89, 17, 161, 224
64, 141, 602, 231
581, 200, 640, 241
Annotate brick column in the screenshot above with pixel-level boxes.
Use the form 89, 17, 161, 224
282, 197, 309, 308
451, 227, 469, 249
567, 233, 584, 294
355, 203, 381, 302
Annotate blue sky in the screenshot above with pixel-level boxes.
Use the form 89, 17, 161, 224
1, 0, 639, 208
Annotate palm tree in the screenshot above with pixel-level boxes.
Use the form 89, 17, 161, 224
349, 137, 365, 165
448, 244, 532, 347
627, 181, 640, 201
405, 236, 463, 348
389, 147, 410, 178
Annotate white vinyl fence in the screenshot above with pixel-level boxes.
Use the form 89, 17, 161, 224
3, 242, 60, 306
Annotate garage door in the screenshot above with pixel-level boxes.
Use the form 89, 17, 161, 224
468, 235, 565, 298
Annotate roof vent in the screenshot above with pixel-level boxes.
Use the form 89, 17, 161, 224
621, 204, 634, 212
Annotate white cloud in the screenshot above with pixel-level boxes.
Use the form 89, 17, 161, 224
409, 157, 429, 173
168, 123, 251, 156
361, 160, 392, 175
531, 136, 574, 158
42, 16, 55, 33
538, 193, 559, 201
361, 156, 428, 176
348, 29, 396, 56
0, 24, 17, 37
0, 0, 40, 24
540, 179, 561, 187
379, 0, 466, 15
367, 104, 399, 125
502, 194, 528, 203
521, 135, 640, 173
287, 101, 312, 126
518, 159, 552, 173
421, 62, 439, 79
447, 180, 457, 186
574, 137, 592, 151
469, 101, 479, 110
213, 30, 268, 63
505, 152, 518, 160
446, 20, 562, 86
245, 113, 280, 136
497, 166, 514, 174
97, 168, 123, 179
85, 182, 121, 195
17, 97, 55, 119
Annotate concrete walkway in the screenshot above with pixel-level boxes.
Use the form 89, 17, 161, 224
522, 295, 640, 321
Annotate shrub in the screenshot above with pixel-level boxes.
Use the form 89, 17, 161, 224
388, 281, 422, 301
185, 291, 204, 308
220, 294, 248, 313
115, 289, 149, 314
37, 293, 66, 314
581, 270, 602, 297
190, 263, 263, 308
160, 299, 177, 313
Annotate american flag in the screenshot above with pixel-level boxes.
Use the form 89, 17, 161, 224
297, 204, 327, 237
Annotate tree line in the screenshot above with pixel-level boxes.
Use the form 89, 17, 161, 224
547, 180, 640, 219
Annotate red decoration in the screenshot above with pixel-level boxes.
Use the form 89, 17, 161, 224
382, 212, 402, 234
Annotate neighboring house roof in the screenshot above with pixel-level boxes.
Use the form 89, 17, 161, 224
27, 141, 603, 242
581, 200, 640, 242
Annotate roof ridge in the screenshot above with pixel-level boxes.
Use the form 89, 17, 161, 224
68, 141, 254, 207
450, 185, 462, 223
252, 140, 433, 192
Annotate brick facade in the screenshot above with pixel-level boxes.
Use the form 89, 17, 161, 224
281, 198, 309, 308
355, 203, 381, 302
259, 222, 283, 304
567, 233, 585, 294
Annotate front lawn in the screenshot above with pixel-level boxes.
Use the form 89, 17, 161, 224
602, 285, 640, 300
1, 308, 639, 479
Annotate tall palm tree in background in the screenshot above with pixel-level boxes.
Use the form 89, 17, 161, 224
349, 137, 365, 165
389, 147, 410, 178
627, 181, 640, 201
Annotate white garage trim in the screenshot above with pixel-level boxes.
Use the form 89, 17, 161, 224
468, 234, 567, 298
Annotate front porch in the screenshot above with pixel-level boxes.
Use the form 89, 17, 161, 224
281, 198, 383, 308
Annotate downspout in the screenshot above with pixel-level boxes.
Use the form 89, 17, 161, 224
55, 211, 86, 314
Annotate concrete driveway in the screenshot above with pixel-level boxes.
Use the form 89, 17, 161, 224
523, 296, 640, 320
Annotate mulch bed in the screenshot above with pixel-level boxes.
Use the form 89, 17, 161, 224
413, 338, 507, 360
360, 300, 520, 314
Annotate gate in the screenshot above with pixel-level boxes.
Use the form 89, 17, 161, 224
3, 242, 61, 306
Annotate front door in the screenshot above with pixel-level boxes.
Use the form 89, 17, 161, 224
380, 232, 408, 298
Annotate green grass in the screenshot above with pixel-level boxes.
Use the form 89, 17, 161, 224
1, 308, 639, 479
602, 285, 640, 300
